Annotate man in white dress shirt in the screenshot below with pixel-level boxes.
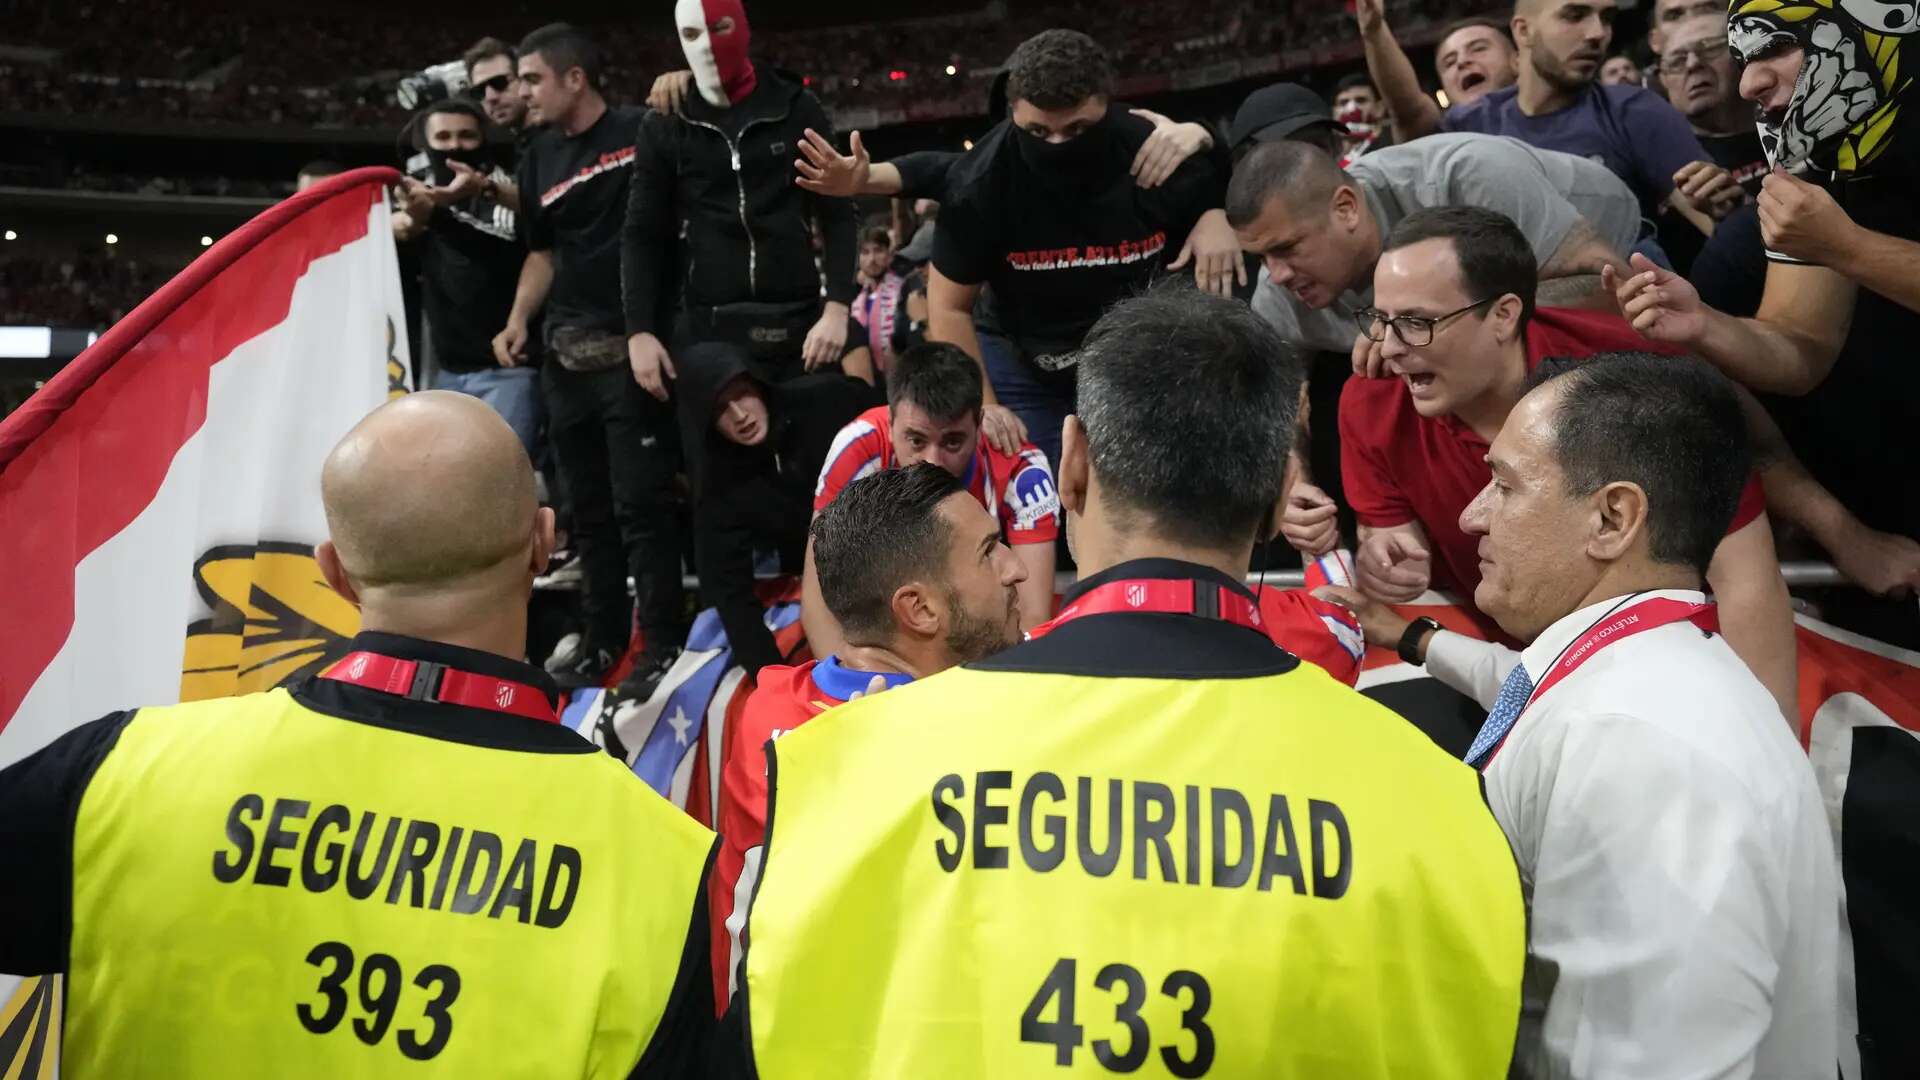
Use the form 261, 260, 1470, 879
1322, 351, 1838, 1077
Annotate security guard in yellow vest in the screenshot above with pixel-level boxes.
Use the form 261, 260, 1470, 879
0, 392, 716, 1077
728, 287, 1526, 1077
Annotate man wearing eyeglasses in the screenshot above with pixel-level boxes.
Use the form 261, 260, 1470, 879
1658, 16, 1768, 197
1334, 206, 1799, 718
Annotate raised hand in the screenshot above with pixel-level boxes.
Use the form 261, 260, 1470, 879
794, 128, 870, 197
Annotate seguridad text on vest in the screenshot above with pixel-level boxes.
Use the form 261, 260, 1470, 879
930, 770, 1353, 897
211, 793, 582, 927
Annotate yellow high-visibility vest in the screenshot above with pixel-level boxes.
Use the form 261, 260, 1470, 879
744, 659, 1524, 1077
62, 688, 713, 1078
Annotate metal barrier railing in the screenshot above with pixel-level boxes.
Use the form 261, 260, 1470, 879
536, 562, 1851, 593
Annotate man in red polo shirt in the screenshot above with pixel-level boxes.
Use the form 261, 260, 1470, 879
804, 342, 1058, 657
1338, 205, 1796, 714
710, 463, 1028, 1013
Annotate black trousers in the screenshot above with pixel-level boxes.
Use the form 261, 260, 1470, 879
542, 362, 687, 654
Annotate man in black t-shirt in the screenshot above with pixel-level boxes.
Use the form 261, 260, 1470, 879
491, 23, 687, 698
926, 29, 1229, 472
395, 100, 538, 456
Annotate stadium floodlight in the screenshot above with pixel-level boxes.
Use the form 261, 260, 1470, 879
105, 234, 119, 245
3, 230, 14, 241
201, 236, 214, 247
946, 65, 958, 76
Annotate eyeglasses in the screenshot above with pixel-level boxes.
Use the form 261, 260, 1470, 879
1658, 39, 1730, 75
468, 74, 514, 97
1355, 298, 1495, 347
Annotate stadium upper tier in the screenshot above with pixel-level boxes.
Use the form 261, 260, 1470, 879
0, 0, 1462, 134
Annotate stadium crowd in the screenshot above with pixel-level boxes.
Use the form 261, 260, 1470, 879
0, 249, 168, 329
1, 0, 1451, 128
4, 0, 1919, 1074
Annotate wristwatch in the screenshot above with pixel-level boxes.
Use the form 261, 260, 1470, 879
1397, 616, 1443, 666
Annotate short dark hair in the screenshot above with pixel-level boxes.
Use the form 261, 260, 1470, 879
1385, 206, 1539, 333
1076, 281, 1303, 549
463, 36, 515, 79
414, 98, 488, 149
1334, 72, 1378, 95
812, 464, 965, 644
861, 226, 893, 249
518, 23, 602, 89
888, 342, 983, 422
1523, 351, 1750, 575
1226, 139, 1348, 228
297, 160, 345, 181
1005, 29, 1113, 110
1438, 15, 1515, 49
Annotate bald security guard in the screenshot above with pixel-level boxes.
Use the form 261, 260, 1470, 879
0, 392, 716, 1076
727, 285, 1526, 1077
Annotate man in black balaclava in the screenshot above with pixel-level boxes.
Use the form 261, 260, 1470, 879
923, 29, 1230, 474
394, 99, 540, 456
674, 341, 877, 678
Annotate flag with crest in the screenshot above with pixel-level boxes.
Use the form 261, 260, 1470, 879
0, 168, 409, 1072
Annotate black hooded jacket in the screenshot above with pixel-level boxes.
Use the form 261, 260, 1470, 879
622, 69, 859, 338
675, 342, 877, 676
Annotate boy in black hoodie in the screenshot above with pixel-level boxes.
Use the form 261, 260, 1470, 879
675, 342, 876, 678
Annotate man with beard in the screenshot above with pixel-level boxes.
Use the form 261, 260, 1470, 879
925, 29, 1230, 472
706, 462, 1028, 1014
1366, 0, 1741, 234
462, 37, 528, 209
394, 101, 537, 455
805, 343, 1059, 657
623, 0, 858, 401
723, 285, 1527, 1078
673, 342, 875, 681
1611, 0, 1920, 631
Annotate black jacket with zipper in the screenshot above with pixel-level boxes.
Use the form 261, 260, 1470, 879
622, 69, 858, 339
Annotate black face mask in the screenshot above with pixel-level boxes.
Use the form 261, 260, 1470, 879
1013, 111, 1115, 188
425, 145, 492, 187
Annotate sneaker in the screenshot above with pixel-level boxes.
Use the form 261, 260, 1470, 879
615, 646, 683, 704
551, 645, 618, 691
534, 549, 583, 590
543, 632, 582, 675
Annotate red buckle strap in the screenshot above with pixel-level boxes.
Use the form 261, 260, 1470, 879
1027, 578, 1266, 641
321, 651, 559, 724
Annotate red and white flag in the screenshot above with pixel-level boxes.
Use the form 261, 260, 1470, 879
0, 168, 408, 1068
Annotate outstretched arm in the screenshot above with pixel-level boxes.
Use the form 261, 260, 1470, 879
1356, 0, 1445, 140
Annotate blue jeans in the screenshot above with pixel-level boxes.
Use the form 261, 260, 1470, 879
978, 331, 1074, 474
432, 365, 542, 457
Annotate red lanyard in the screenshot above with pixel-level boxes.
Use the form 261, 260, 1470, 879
319, 651, 560, 724
1483, 595, 1716, 766
1026, 578, 1267, 641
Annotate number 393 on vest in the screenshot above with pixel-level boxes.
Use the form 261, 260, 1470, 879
930, 771, 1353, 897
